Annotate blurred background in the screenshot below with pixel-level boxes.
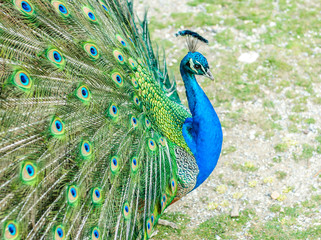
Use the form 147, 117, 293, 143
135, 0, 321, 239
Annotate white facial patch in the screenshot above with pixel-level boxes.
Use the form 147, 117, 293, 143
189, 59, 198, 73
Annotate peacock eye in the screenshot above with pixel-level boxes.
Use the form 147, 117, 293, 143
194, 64, 201, 69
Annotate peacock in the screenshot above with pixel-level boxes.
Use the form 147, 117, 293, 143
0, 0, 223, 239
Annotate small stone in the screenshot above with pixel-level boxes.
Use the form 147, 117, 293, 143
237, 52, 259, 64
271, 191, 280, 200
231, 204, 240, 217
269, 22, 276, 27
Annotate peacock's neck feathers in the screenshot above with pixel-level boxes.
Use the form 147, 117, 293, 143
136, 66, 191, 152
0, 0, 199, 239
180, 54, 223, 189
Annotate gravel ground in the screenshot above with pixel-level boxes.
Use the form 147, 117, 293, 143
134, 0, 321, 238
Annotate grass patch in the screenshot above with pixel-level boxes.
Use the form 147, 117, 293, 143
301, 144, 314, 159
275, 171, 287, 180
195, 209, 256, 239
274, 143, 289, 152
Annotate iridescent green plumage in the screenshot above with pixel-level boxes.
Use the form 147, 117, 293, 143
0, 0, 197, 239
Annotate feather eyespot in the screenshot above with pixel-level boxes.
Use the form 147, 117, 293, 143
131, 156, 138, 172
80, 140, 92, 158
110, 156, 119, 174
47, 49, 65, 67
67, 185, 78, 205
148, 139, 157, 151
76, 85, 91, 102
116, 35, 127, 48
130, 116, 138, 128
4, 221, 19, 240
128, 58, 137, 70
170, 178, 177, 194
91, 227, 100, 240
50, 117, 65, 136
122, 201, 130, 220
146, 218, 152, 237
54, 225, 65, 240
111, 72, 123, 87
161, 194, 167, 212
14, 0, 34, 15
108, 104, 118, 119
113, 50, 125, 64
151, 214, 155, 225
21, 162, 37, 183
100, 1, 108, 12
13, 70, 32, 90
133, 96, 140, 107
145, 117, 151, 129
84, 43, 99, 59
52, 1, 70, 16
159, 137, 166, 146
83, 7, 97, 22
137, 58, 144, 66
91, 187, 102, 204
131, 77, 139, 88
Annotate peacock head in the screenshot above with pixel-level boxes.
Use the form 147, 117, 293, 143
182, 51, 214, 80
176, 30, 214, 80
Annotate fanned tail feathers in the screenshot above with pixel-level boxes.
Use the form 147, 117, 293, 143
0, 0, 187, 239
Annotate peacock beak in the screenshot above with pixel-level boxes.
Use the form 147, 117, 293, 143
204, 69, 214, 80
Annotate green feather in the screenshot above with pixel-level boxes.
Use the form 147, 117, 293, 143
0, 0, 195, 239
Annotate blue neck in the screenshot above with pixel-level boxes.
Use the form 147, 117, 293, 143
180, 56, 223, 189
